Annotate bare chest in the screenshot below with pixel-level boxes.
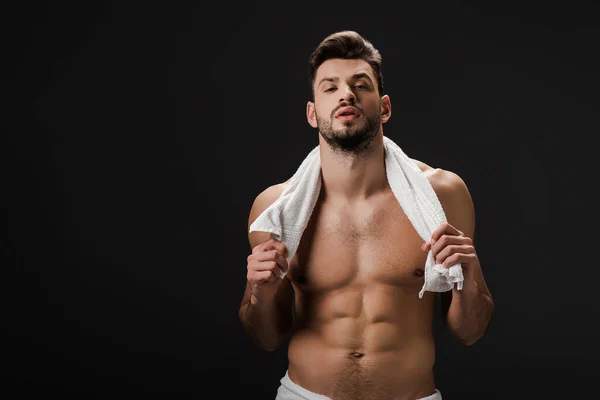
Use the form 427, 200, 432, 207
288, 196, 428, 291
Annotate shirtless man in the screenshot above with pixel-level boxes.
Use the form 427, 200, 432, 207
239, 31, 494, 400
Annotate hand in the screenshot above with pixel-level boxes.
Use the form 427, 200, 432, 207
247, 238, 289, 299
421, 222, 478, 283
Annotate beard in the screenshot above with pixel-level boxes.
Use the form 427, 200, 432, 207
316, 102, 381, 157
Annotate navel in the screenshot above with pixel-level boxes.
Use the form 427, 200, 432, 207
349, 352, 364, 358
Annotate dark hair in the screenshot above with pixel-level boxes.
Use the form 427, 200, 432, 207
308, 30, 384, 98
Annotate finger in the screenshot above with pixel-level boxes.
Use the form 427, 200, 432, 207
423, 236, 458, 254
255, 238, 289, 258
267, 238, 289, 258
248, 260, 284, 280
431, 235, 472, 258
430, 222, 463, 243
429, 222, 450, 242
248, 269, 278, 284
442, 252, 477, 268
252, 250, 289, 273
434, 244, 475, 265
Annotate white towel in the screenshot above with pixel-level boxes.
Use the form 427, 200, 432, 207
249, 135, 463, 298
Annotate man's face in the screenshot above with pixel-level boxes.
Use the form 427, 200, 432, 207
308, 58, 386, 155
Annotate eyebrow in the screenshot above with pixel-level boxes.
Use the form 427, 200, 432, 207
318, 73, 374, 87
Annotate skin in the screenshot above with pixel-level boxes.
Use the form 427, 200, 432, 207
240, 58, 494, 400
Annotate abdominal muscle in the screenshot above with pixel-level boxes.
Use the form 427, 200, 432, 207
284, 187, 439, 400
286, 284, 437, 400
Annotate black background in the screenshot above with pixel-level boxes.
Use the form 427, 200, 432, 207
3, 1, 600, 399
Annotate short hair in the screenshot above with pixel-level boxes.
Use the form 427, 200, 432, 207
308, 31, 384, 98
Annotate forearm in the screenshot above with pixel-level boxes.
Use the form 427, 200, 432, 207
239, 281, 295, 351
446, 279, 494, 345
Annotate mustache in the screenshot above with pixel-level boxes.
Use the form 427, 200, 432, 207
331, 103, 362, 118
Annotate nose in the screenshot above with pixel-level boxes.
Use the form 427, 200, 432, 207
339, 85, 356, 104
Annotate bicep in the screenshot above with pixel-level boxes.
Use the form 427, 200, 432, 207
241, 184, 285, 308
247, 183, 285, 249
436, 171, 492, 301
446, 180, 492, 300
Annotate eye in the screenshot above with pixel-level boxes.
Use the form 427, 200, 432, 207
355, 84, 366, 89
324, 87, 336, 93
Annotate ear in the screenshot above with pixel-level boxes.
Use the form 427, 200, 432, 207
380, 95, 391, 123
306, 101, 318, 128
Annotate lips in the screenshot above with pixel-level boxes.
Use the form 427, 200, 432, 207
335, 106, 361, 118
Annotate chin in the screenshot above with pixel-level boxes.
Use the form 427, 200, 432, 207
336, 120, 362, 130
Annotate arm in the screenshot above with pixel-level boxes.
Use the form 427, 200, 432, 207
430, 170, 494, 346
239, 275, 295, 351
238, 184, 296, 351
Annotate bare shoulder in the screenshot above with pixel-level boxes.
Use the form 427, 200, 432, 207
411, 159, 468, 194
410, 158, 475, 237
248, 179, 289, 228
247, 178, 291, 248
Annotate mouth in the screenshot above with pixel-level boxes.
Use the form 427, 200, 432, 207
335, 107, 361, 120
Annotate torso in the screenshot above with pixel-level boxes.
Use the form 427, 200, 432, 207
285, 163, 440, 400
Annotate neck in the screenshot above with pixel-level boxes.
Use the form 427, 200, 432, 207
318, 130, 388, 203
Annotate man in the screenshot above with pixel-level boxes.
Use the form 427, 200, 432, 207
239, 30, 494, 400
